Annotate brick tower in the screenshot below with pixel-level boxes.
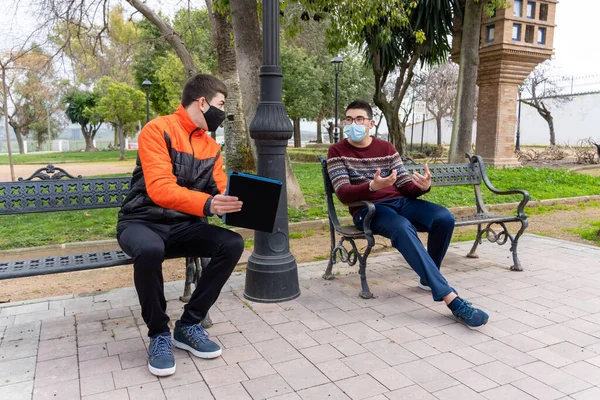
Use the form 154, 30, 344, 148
452, 0, 557, 166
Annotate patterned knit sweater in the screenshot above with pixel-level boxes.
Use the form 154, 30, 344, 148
327, 137, 427, 216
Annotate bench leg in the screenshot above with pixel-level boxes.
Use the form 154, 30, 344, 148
323, 222, 337, 280
179, 257, 213, 328
358, 260, 373, 299
510, 219, 529, 272
467, 224, 482, 259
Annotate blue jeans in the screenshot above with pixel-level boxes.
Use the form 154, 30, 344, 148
353, 197, 455, 301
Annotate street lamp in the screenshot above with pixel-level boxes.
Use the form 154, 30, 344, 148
244, 0, 300, 303
515, 89, 522, 152
142, 79, 152, 124
331, 56, 343, 143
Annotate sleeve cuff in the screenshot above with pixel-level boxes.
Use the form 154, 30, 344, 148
203, 196, 214, 217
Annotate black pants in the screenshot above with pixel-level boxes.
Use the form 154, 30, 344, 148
117, 220, 244, 337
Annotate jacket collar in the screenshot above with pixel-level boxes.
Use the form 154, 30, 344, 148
174, 104, 206, 135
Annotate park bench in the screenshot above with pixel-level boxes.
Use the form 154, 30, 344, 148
0, 165, 210, 323
318, 154, 530, 299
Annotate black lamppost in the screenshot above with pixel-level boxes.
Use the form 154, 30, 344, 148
142, 79, 152, 124
244, 0, 300, 303
331, 56, 343, 143
515, 89, 522, 151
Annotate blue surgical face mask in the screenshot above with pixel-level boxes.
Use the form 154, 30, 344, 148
344, 123, 366, 142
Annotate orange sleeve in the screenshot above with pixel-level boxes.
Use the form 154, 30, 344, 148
138, 122, 211, 217
213, 150, 227, 194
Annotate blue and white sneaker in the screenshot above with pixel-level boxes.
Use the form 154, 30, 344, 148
448, 297, 489, 329
173, 321, 222, 359
148, 333, 176, 376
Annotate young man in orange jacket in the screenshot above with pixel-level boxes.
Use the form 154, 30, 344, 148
117, 74, 244, 377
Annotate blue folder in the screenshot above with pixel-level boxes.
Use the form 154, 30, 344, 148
222, 171, 283, 233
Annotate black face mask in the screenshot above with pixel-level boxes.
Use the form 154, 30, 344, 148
203, 105, 226, 132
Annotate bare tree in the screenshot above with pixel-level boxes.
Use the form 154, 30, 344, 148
417, 62, 459, 145
521, 61, 572, 146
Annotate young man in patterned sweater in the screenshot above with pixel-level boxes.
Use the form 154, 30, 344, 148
327, 100, 489, 329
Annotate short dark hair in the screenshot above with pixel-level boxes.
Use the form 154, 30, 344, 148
345, 100, 373, 119
181, 74, 228, 108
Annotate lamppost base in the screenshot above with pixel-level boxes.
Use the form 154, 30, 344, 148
243, 252, 300, 303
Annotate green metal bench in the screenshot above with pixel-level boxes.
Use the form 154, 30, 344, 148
319, 154, 530, 299
0, 165, 211, 324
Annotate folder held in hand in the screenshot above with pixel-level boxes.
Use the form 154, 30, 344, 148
222, 171, 283, 233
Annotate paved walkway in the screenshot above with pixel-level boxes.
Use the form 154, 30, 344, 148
1, 234, 600, 400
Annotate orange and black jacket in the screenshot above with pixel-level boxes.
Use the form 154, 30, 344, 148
118, 104, 227, 224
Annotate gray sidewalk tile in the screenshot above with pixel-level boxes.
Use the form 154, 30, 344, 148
37, 335, 77, 362
0, 337, 39, 361
1, 301, 49, 316
127, 381, 165, 400
78, 344, 109, 362
80, 355, 122, 378
158, 357, 202, 390
3, 321, 41, 341
0, 356, 36, 386
163, 381, 213, 400
273, 357, 329, 391
472, 360, 527, 385
362, 339, 418, 366
433, 384, 486, 400
300, 343, 343, 364
334, 374, 389, 400
201, 363, 248, 389
241, 373, 294, 399
570, 387, 600, 400
254, 338, 303, 364
480, 384, 537, 400
236, 321, 280, 344
517, 361, 592, 395
384, 384, 436, 399
34, 355, 79, 388
296, 382, 350, 399
80, 373, 115, 397
368, 367, 413, 391
112, 365, 157, 389
450, 369, 499, 392
512, 377, 565, 400
239, 358, 277, 380
211, 382, 252, 400
473, 340, 537, 367
0, 380, 33, 400
221, 343, 262, 365
315, 359, 356, 381
395, 359, 459, 392
32, 378, 80, 400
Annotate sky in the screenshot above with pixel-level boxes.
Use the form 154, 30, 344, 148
0, 0, 598, 79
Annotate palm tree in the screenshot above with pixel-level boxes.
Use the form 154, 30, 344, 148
363, 0, 456, 155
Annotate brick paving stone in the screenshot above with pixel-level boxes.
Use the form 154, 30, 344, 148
80, 355, 122, 378
473, 340, 536, 367
561, 360, 600, 386
113, 365, 157, 389
497, 333, 546, 353
335, 374, 388, 400
316, 359, 357, 381
273, 357, 329, 391
191, 355, 227, 371
222, 343, 262, 365
254, 338, 303, 364
450, 369, 499, 392
79, 344, 109, 362
341, 352, 389, 375
37, 335, 77, 362
473, 360, 527, 385
296, 382, 351, 400
511, 377, 565, 400
422, 333, 468, 353
570, 387, 600, 400
400, 339, 441, 358
0, 337, 39, 361
450, 346, 496, 366
218, 332, 250, 348
272, 321, 310, 336
201, 363, 248, 389
300, 317, 332, 331
77, 321, 104, 334
315, 308, 358, 327
127, 381, 165, 400
517, 361, 592, 395
34, 355, 79, 388
395, 359, 459, 393
300, 343, 343, 364
480, 384, 537, 400
384, 384, 436, 400
239, 358, 277, 379
0, 381, 33, 400
307, 327, 349, 345
362, 339, 418, 366
237, 321, 281, 344
107, 337, 146, 356
211, 382, 252, 400
330, 339, 367, 357
207, 322, 240, 337
242, 373, 294, 399
163, 381, 213, 400
433, 384, 486, 400
0, 356, 36, 385
159, 357, 202, 390
80, 373, 115, 397
77, 330, 116, 348
280, 332, 320, 350
424, 352, 475, 374
3, 321, 41, 341
368, 367, 413, 391
32, 378, 80, 400
1, 302, 49, 316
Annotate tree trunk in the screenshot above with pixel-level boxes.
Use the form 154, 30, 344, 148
14, 128, 25, 154
83, 127, 95, 151
316, 118, 323, 143
126, 0, 197, 77
206, 0, 255, 172
545, 112, 556, 146
327, 122, 334, 144
448, 0, 484, 163
436, 115, 443, 146
118, 123, 125, 161
113, 125, 118, 148
229, 0, 306, 208
293, 117, 301, 148
383, 110, 407, 156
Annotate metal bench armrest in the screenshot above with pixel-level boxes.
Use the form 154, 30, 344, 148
345, 200, 376, 237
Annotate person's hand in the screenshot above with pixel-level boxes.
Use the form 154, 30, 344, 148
412, 163, 432, 191
371, 169, 397, 191
210, 194, 243, 215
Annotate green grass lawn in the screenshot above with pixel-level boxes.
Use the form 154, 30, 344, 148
1, 161, 599, 250
0, 150, 138, 164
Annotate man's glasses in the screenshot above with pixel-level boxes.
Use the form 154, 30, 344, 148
344, 116, 369, 124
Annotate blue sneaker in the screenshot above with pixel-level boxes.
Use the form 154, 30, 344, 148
173, 321, 222, 359
148, 333, 176, 376
448, 297, 489, 329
